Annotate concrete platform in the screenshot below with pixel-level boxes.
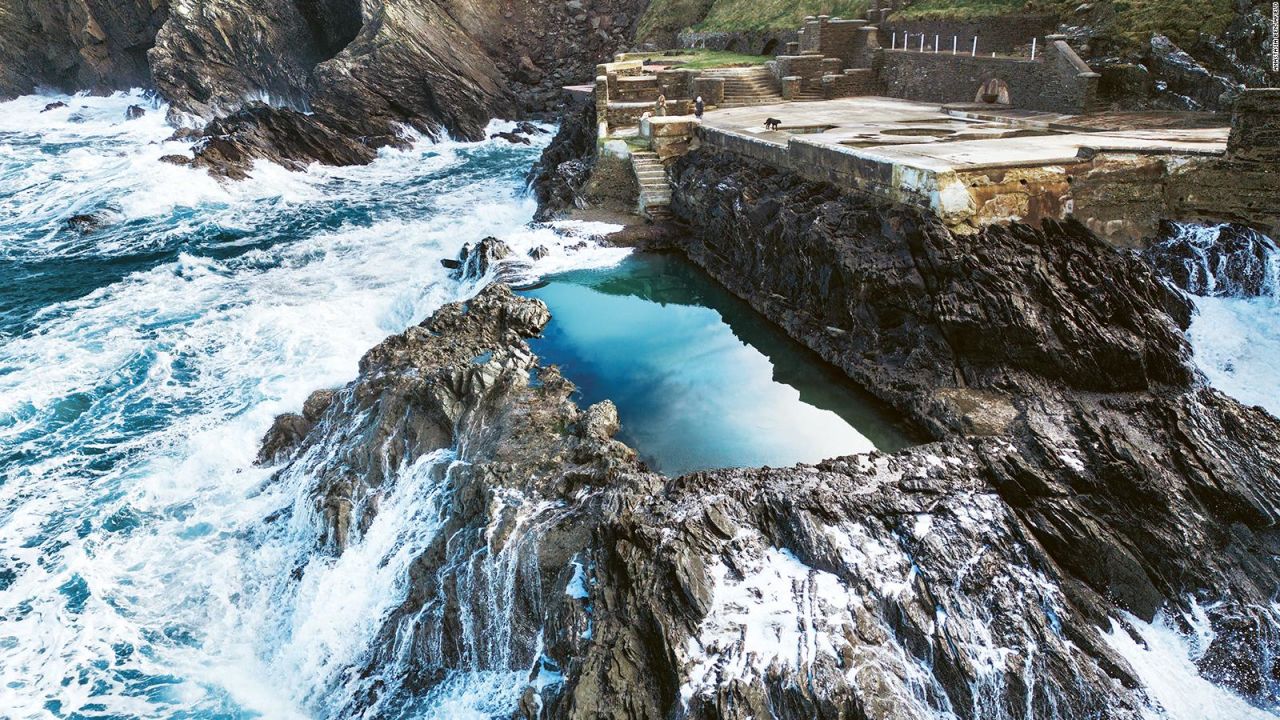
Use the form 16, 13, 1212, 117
691, 96, 1232, 244
699, 96, 1229, 171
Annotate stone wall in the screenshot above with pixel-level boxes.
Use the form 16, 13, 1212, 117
821, 68, 879, 98
876, 38, 1100, 113
1226, 88, 1280, 164
677, 29, 796, 56
878, 14, 1058, 54
776, 54, 825, 81
796, 16, 879, 69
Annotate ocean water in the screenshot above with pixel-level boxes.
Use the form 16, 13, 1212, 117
3, 91, 1277, 720
526, 253, 917, 475
0, 90, 624, 719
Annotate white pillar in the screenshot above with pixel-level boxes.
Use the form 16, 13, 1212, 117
1030, 37, 1037, 59
971, 36, 977, 57
920, 33, 925, 52
953, 36, 957, 54
934, 34, 939, 53
891, 33, 896, 49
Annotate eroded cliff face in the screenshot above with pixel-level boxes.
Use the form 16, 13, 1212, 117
0, 0, 168, 97
260, 172, 1280, 717
2, 0, 644, 169
663, 149, 1280, 709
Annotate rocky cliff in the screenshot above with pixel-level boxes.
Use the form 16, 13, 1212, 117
260, 158, 1280, 716
0, 0, 167, 96
2, 0, 645, 169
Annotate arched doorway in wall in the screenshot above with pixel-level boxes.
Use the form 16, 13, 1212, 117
975, 78, 1011, 104
762, 38, 779, 56
725, 38, 741, 52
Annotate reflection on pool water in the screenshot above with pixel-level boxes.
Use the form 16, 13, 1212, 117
525, 251, 918, 475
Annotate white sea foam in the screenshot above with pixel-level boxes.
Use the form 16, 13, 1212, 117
0, 90, 621, 719
1167, 222, 1280, 418
1187, 294, 1280, 416
1104, 609, 1280, 720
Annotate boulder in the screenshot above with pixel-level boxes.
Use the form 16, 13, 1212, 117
190, 103, 376, 180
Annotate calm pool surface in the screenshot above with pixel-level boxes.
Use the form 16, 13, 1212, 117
525, 251, 917, 475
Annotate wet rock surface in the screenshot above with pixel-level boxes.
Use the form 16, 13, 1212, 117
1146, 221, 1280, 297
3, 0, 646, 171
527, 99, 599, 220
188, 104, 376, 180
266, 150, 1280, 717
0, 0, 168, 98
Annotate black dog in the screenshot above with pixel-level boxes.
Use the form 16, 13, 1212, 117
764, 118, 782, 130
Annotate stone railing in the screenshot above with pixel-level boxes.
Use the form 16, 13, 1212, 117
876, 35, 1100, 113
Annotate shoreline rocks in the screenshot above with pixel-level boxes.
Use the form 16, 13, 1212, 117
262, 157, 1280, 715
2, 0, 647, 173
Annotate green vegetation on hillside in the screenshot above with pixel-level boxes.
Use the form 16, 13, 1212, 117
695, 0, 870, 31
891, 0, 1025, 21
672, 50, 776, 68
637, 0, 869, 42
893, 0, 1235, 49
639, 0, 1238, 53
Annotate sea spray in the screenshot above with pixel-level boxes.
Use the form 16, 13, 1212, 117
0, 89, 625, 718
1149, 222, 1280, 416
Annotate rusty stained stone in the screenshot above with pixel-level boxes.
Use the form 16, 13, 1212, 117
954, 165, 1075, 231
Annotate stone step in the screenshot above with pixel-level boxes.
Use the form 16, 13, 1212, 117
699, 67, 773, 76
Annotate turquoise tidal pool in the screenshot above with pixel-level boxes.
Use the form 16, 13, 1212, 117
524, 251, 918, 475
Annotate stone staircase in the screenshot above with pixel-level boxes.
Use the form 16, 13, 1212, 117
631, 151, 671, 219
700, 66, 783, 107
793, 86, 826, 102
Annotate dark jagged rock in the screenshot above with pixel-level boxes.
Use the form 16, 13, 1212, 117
268, 166, 1280, 716
491, 130, 532, 145
158, 153, 191, 166
1146, 221, 1280, 298
124, 104, 146, 120
4, 0, 647, 171
262, 285, 642, 713
514, 120, 548, 135
1085, 5, 1276, 112
190, 103, 375, 180
449, 236, 532, 283
165, 126, 201, 142
653, 148, 1280, 712
149, 0, 360, 121
527, 99, 597, 220
0, 0, 168, 98
41, 101, 67, 112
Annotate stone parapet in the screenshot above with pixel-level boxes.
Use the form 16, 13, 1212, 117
878, 14, 1057, 55
876, 39, 1099, 114
693, 76, 724, 106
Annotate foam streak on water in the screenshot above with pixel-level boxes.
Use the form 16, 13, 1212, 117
0, 90, 624, 719
1174, 222, 1280, 417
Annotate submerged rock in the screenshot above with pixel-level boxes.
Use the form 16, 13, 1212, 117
64, 213, 102, 233
491, 130, 532, 145
40, 101, 67, 112
449, 236, 532, 284
124, 104, 146, 120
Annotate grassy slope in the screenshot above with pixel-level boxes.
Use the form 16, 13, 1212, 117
638, 0, 869, 40
893, 0, 1235, 49
639, 0, 1237, 51
695, 0, 870, 31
